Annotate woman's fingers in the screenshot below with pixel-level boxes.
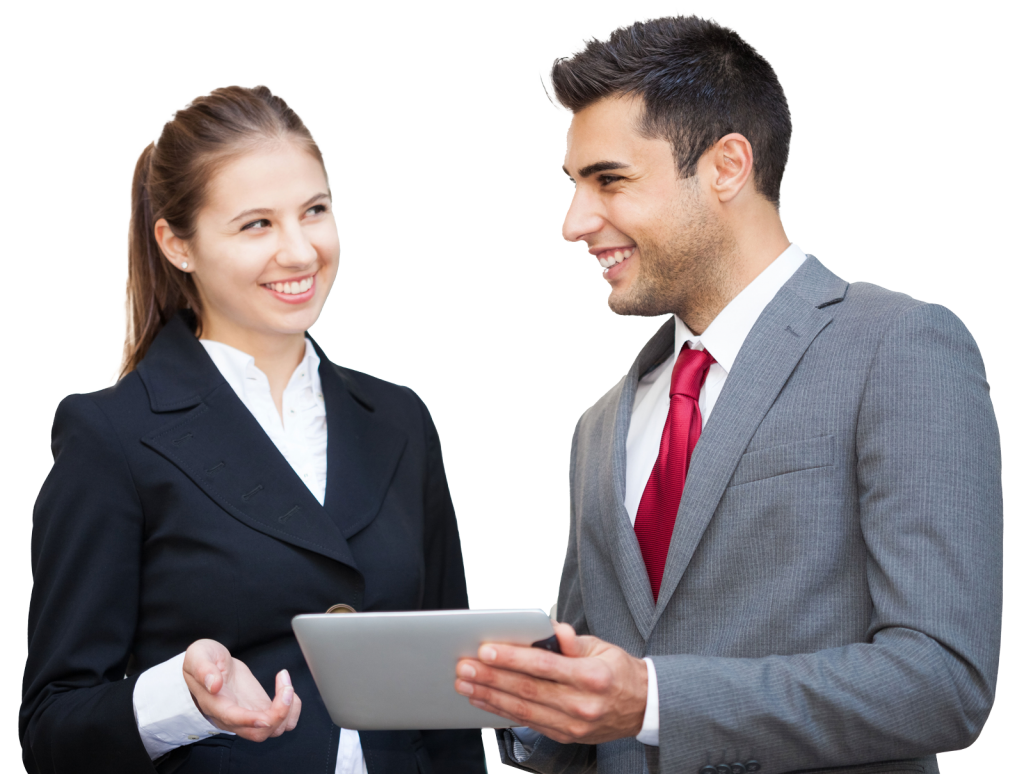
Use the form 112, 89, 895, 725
182, 642, 301, 741
267, 670, 298, 737
284, 693, 302, 733
183, 639, 230, 698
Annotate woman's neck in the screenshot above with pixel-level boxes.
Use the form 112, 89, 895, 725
199, 325, 307, 419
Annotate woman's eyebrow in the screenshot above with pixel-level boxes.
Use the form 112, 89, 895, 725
229, 192, 331, 224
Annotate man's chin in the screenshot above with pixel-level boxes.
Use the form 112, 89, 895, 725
608, 290, 672, 318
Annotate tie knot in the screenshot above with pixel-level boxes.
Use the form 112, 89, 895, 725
671, 346, 715, 399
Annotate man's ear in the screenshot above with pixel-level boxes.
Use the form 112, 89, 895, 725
154, 218, 193, 272
708, 133, 755, 203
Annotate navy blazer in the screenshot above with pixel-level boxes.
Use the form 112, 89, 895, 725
21, 313, 486, 774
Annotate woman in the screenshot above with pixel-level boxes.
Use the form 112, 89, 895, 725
20, 86, 486, 774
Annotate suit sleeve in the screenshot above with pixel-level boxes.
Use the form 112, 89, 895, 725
495, 419, 598, 774
408, 392, 488, 773
651, 303, 1002, 773
20, 394, 157, 774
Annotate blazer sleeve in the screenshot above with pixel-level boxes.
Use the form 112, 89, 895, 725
20, 394, 157, 774
651, 303, 1002, 773
408, 391, 488, 773
495, 419, 597, 774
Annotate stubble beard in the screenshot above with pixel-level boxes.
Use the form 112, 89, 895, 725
607, 183, 732, 326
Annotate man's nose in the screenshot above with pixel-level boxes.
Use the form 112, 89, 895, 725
562, 188, 604, 243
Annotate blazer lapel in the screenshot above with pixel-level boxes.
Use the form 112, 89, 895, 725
652, 257, 849, 625
313, 345, 408, 539
137, 314, 359, 572
603, 319, 674, 639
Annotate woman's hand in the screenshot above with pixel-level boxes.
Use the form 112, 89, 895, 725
182, 639, 302, 742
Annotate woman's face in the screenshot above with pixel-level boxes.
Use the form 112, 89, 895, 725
178, 140, 339, 345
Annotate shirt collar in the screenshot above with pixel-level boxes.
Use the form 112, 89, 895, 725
199, 337, 321, 403
674, 243, 807, 373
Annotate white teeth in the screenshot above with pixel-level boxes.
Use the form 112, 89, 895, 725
267, 277, 314, 294
597, 249, 634, 269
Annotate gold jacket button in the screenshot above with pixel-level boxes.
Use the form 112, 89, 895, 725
326, 603, 356, 614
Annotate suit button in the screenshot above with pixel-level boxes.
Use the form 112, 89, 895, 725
745, 761, 761, 772
326, 604, 356, 614
717, 766, 731, 774
730, 764, 745, 774
699, 767, 717, 774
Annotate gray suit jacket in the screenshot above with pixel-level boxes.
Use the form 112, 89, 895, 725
498, 257, 1001, 774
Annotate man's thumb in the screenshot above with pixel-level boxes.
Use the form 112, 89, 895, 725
553, 622, 581, 656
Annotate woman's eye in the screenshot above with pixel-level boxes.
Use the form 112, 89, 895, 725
241, 218, 270, 231
306, 204, 328, 216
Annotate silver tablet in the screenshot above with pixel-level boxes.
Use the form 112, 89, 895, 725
292, 608, 555, 729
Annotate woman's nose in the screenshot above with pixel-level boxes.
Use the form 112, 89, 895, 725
277, 225, 319, 268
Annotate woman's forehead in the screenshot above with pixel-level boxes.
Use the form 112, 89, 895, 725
202, 141, 328, 218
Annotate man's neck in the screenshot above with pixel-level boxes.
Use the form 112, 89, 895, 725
681, 213, 790, 335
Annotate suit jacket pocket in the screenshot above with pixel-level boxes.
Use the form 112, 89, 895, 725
788, 761, 924, 774
729, 435, 835, 487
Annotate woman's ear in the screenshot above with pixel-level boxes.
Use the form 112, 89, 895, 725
154, 218, 193, 272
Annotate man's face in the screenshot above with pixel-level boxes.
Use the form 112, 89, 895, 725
562, 96, 727, 318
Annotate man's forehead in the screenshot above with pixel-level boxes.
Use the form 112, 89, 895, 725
563, 96, 664, 175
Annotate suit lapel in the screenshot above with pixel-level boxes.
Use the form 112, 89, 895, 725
135, 314, 388, 576
652, 257, 848, 625
143, 383, 358, 569
315, 351, 408, 539
603, 320, 674, 639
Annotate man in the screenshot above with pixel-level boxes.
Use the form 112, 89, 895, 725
454, 15, 1001, 774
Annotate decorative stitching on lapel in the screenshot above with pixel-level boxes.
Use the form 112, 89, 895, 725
241, 484, 264, 502
144, 404, 346, 557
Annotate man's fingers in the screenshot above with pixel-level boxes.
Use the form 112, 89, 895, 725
476, 642, 569, 683
463, 685, 584, 745
456, 659, 582, 717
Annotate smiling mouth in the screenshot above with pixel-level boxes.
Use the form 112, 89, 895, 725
263, 276, 314, 295
596, 248, 634, 269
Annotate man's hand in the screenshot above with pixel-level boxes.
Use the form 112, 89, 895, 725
183, 639, 302, 742
454, 622, 648, 745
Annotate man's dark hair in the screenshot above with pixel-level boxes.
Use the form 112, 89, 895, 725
551, 16, 791, 207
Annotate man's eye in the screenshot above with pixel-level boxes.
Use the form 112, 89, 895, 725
241, 219, 270, 231
598, 175, 623, 186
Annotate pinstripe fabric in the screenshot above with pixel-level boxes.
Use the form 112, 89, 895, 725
497, 257, 1001, 774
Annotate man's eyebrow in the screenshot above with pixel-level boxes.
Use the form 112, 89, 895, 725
563, 161, 631, 179
229, 192, 330, 224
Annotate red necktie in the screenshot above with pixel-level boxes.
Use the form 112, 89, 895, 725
634, 346, 715, 601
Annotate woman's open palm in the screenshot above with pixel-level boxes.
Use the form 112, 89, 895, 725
183, 638, 302, 742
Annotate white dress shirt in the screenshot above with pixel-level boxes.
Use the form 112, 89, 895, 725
132, 338, 367, 774
512, 243, 807, 759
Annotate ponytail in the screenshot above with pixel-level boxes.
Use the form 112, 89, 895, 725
122, 144, 197, 376
119, 86, 323, 377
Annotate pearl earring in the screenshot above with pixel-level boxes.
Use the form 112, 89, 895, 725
181, 262, 188, 269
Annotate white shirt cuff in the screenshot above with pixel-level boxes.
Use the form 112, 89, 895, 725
635, 657, 659, 747
133, 651, 231, 760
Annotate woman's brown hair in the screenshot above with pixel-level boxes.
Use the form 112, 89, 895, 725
122, 85, 324, 377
